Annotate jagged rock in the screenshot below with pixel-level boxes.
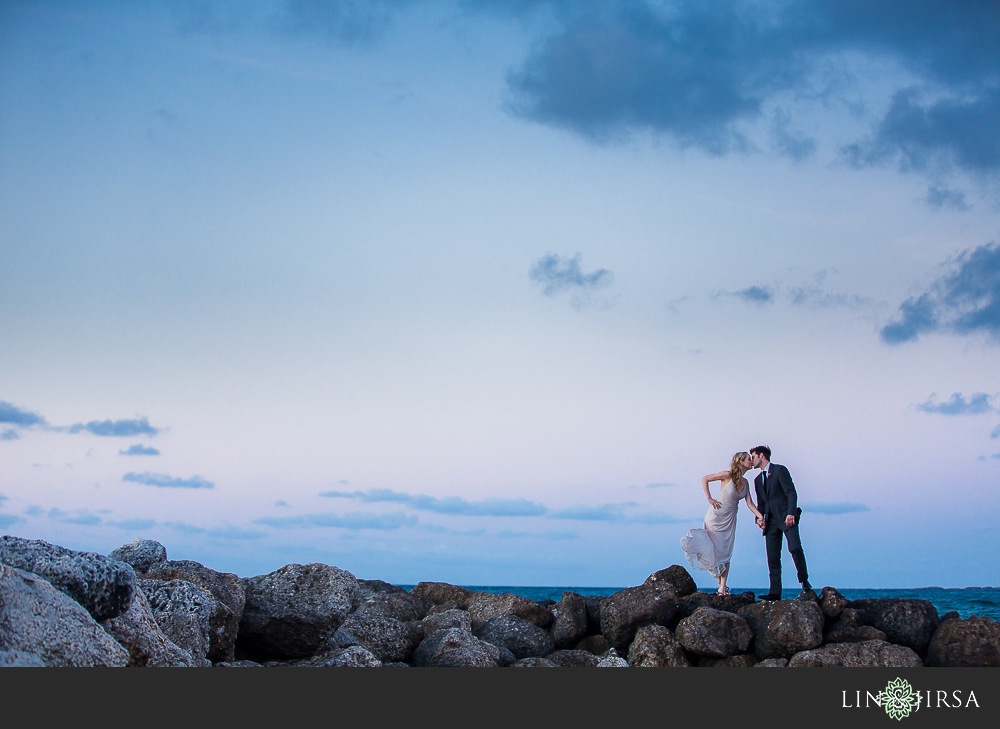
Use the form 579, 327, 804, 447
926, 616, 1000, 667
237, 562, 360, 660
939, 610, 960, 622
418, 608, 473, 639
214, 659, 263, 667
575, 634, 611, 655
144, 559, 245, 662
351, 591, 432, 622
409, 582, 474, 608
0, 563, 129, 667
825, 607, 865, 631
466, 591, 553, 629
643, 565, 697, 598
329, 626, 364, 648
677, 590, 756, 622
109, 539, 168, 575
796, 589, 819, 603
511, 656, 558, 667
675, 606, 753, 658
788, 639, 923, 667
473, 614, 554, 659
339, 613, 421, 663
290, 645, 382, 667
627, 624, 691, 667
849, 598, 939, 654
101, 585, 198, 667
551, 591, 589, 649
597, 655, 630, 667
138, 577, 214, 666
582, 594, 603, 635
824, 626, 887, 644
357, 579, 408, 598
737, 599, 824, 660
819, 586, 849, 618
546, 649, 600, 667
754, 657, 789, 667
600, 582, 678, 653
0, 535, 135, 621
412, 628, 513, 667
698, 654, 757, 667
383, 662, 411, 667
0, 650, 46, 667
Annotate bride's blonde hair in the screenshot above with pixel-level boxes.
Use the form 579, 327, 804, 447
729, 451, 750, 493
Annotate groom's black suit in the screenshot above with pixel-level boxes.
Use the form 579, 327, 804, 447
754, 462, 809, 596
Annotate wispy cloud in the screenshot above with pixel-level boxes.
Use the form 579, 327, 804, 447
161, 521, 267, 539
65, 417, 160, 437
320, 488, 548, 517
2, 429, 19, 440
107, 518, 157, 531
47, 507, 102, 525
916, 392, 995, 415
627, 511, 686, 524
926, 186, 970, 211
123, 472, 215, 489
991, 424, 1000, 439
807, 502, 871, 515
0, 514, 22, 528
0, 401, 47, 427
548, 503, 627, 522
644, 482, 676, 489
119, 444, 161, 456
255, 511, 418, 530
528, 253, 614, 308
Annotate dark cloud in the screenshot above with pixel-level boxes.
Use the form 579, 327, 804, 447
806, 501, 871, 515
0, 401, 47, 427
926, 185, 970, 211
916, 392, 994, 415
320, 488, 548, 516
255, 511, 418, 530
123, 472, 215, 489
881, 241, 1000, 343
770, 106, 817, 161
67, 417, 160, 437
529, 253, 613, 299
119, 444, 161, 456
736, 285, 773, 304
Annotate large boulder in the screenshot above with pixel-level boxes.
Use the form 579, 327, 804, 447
512, 657, 558, 668
237, 563, 360, 660
600, 582, 678, 653
676, 590, 756, 622
582, 594, 603, 635
338, 613, 421, 664
108, 539, 168, 574
850, 598, 939, 654
697, 654, 757, 667
546, 649, 601, 667
551, 591, 589, 649
818, 586, 849, 619
417, 608, 473, 639
138, 577, 215, 666
575, 634, 611, 655
788, 639, 923, 667
350, 591, 433, 623
643, 565, 698, 598
412, 628, 513, 667
101, 584, 199, 667
737, 599, 824, 660
0, 535, 135, 621
290, 645, 382, 667
466, 591, 553, 630
0, 650, 46, 667
473, 614, 555, 659
675, 607, 752, 658
627, 624, 691, 667
408, 582, 474, 608
0, 563, 129, 667
925, 617, 1000, 667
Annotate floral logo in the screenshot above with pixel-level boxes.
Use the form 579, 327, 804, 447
877, 678, 922, 720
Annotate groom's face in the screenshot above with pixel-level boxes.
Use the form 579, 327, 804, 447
750, 452, 762, 468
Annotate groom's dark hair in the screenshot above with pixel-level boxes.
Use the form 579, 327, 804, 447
751, 445, 771, 460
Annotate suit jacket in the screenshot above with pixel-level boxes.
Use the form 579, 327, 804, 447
754, 462, 801, 533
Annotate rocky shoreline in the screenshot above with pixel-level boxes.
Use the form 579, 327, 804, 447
1, 535, 998, 668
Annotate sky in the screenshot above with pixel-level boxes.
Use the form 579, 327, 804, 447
2, 0, 999, 590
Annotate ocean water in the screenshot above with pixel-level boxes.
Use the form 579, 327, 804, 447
400, 585, 1000, 621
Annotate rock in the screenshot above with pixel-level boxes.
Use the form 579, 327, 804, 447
351, 591, 432, 622
754, 657, 788, 667
788, 639, 923, 667
849, 598, 939, 654
697, 654, 757, 667
0, 535, 135, 621
737, 600, 824, 660
824, 626, 887, 644
290, 645, 382, 667
339, 613, 421, 663
473, 614, 554, 659
108, 539, 168, 574
412, 628, 513, 667
409, 582, 474, 608
600, 582, 678, 653
643, 565, 697, 598
677, 590, 756, 622
925, 616, 1000, 667
144, 559, 245, 662
511, 657, 558, 667
466, 591, 553, 630
546, 649, 600, 667
357, 579, 408, 597
0, 650, 46, 667
582, 594, 602, 635
418, 608, 473, 639
818, 586, 849, 618
551, 592, 590, 649
575, 634, 611, 655
597, 655, 630, 667
796, 589, 819, 603
675, 607, 753, 658
825, 607, 865, 631
214, 659, 263, 667
101, 584, 199, 667
0, 563, 129, 667
138, 577, 214, 666
939, 610, 960, 622
237, 562, 360, 660
329, 626, 364, 648
627, 624, 691, 667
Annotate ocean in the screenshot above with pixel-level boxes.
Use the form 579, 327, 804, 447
400, 585, 1000, 621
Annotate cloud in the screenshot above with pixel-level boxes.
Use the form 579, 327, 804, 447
496, 529, 579, 540
275, 500, 290, 507
2, 429, 19, 440
881, 241, 1000, 343
991, 424, 1000, 439
0, 492, 7, 503
627, 511, 686, 524
548, 503, 626, 521
320, 488, 548, 517
205, 523, 268, 540
123, 472, 215, 489
806, 501, 871, 515
0, 401, 47, 427
644, 482, 676, 489
0, 514, 22, 528
108, 518, 157, 531
916, 392, 995, 415
926, 186, 970, 211
770, 106, 817, 161
66, 417, 160, 437
255, 511, 418, 530
528, 253, 614, 302
736, 286, 773, 304
119, 444, 161, 456
47, 507, 102, 525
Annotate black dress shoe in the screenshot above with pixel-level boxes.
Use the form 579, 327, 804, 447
761, 593, 781, 600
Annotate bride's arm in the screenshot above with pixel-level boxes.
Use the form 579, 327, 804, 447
702, 471, 728, 509
742, 480, 764, 520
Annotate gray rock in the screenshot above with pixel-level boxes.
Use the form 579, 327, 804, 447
825, 607, 865, 632
214, 659, 263, 667
788, 639, 923, 667
926, 616, 1000, 667
237, 562, 360, 660
330, 626, 364, 648
796, 589, 819, 603
697, 654, 757, 667
108, 539, 168, 574
339, 613, 421, 663
351, 591, 433, 622
473, 614, 555, 659
850, 598, 939, 654
138, 577, 214, 666
597, 655, 630, 667
551, 591, 589, 649
738, 599, 824, 660
290, 645, 382, 667
675, 606, 752, 658
511, 656, 558, 667
677, 590, 756, 622
0, 650, 46, 667
0, 563, 129, 667
575, 634, 611, 655
627, 624, 691, 667
643, 565, 697, 598
600, 582, 678, 653
0, 535, 135, 621
754, 657, 789, 667
418, 608, 473, 639
409, 582, 474, 608
101, 584, 199, 667
412, 628, 513, 667
582, 594, 602, 635
466, 591, 553, 630
357, 579, 408, 597
546, 649, 601, 667
824, 626, 887, 644
818, 586, 849, 618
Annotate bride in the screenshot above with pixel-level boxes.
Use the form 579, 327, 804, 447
679, 451, 764, 595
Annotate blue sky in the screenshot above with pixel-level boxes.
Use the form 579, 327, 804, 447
2, 0, 998, 589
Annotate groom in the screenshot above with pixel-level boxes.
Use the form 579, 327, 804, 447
750, 445, 811, 600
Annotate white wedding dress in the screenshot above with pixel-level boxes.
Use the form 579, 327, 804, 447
679, 478, 746, 578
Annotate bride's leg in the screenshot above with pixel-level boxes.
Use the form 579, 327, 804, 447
717, 563, 729, 595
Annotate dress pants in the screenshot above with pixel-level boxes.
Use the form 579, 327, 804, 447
764, 518, 808, 595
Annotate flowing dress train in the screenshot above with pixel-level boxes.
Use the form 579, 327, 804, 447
679, 478, 746, 578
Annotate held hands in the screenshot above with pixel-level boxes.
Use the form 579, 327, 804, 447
755, 516, 766, 529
